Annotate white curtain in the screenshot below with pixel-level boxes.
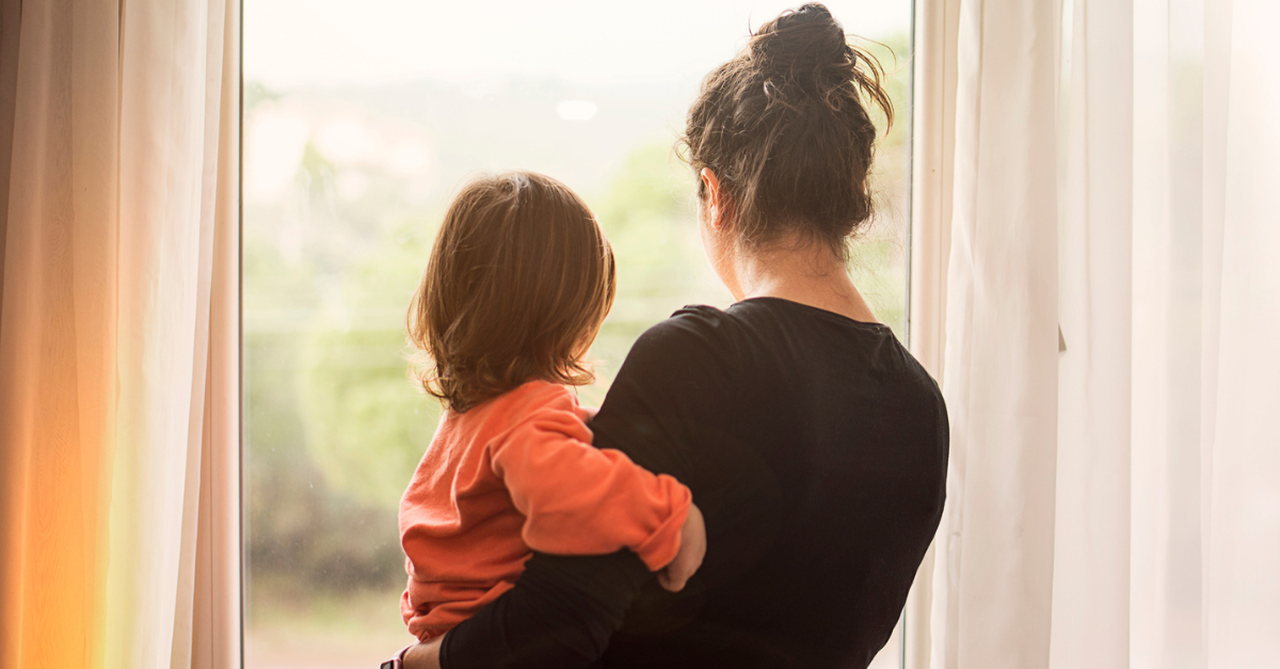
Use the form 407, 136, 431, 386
928, 0, 1061, 666
0, 0, 240, 667
928, 0, 1280, 667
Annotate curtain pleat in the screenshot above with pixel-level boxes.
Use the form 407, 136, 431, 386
104, 0, 214, 662
929, 0, 1062, 668
0, 0, 17, 653
0, 0, 239, 667
928, 0, 1280, 667
173, 0, 238, 666
196, 1, 241, 664
1207, 1, 1280, 664
1, 0, 120, 665
1050, 1, 1134, 668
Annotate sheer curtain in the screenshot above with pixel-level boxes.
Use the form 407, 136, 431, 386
924, 0, 1280, 667
0, 1, 239, 668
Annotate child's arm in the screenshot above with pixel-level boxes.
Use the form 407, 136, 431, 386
487, 395, 693, 573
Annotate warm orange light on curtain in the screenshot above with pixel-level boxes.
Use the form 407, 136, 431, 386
1, 1, 240, 668
1, 1, 120, 667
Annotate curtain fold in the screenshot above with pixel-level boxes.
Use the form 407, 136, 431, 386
1207, 1, 1280, 663
1, 1, 120, 665
0, 0, 240, 667
929, 0, 1061, 667
927, 0, 1280, 667
1050, 0, 1133, 667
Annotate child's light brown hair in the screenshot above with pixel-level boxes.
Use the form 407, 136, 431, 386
408, 172, 616, 413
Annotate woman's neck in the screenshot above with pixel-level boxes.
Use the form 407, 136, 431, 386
729, 240, 879, 324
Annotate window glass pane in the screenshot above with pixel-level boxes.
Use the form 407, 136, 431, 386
243, 2, 912, 667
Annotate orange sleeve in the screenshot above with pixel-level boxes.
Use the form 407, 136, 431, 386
487, 394, 691, 572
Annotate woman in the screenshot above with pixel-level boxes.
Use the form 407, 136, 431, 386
399, 4, 948, 667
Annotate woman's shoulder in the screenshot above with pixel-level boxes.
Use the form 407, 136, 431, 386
601, 306, 746, 407
631, 304, 743, 362
648, 302, 747, 338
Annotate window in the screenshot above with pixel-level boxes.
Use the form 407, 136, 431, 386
242, 2, 913, 666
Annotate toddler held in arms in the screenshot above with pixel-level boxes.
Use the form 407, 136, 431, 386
398, 171, 706, 642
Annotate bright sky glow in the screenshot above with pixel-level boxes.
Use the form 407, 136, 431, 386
245, 0, 909, 88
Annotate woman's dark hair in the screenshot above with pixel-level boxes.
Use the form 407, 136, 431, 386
680, 3, 894, 256
408, 172, 616, 412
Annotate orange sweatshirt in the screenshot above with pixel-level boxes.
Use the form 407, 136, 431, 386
398, 380, 692, 641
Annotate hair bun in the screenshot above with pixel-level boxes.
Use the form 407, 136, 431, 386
748, 3, 852, 78
680, 2, 894, 256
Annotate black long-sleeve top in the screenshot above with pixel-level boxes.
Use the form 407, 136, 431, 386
440, 297, 949, 669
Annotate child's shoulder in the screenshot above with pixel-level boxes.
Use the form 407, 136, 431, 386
464, 380, 580, 422
449, 381, 589, 446
502, 379, 577, 409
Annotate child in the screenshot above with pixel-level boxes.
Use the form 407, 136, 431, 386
398, 171, 706, 643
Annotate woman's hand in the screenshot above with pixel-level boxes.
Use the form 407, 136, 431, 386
657, 502, 706, 592
402, 637, 443, 669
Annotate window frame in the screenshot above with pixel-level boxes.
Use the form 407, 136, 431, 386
224, 0, 953, 665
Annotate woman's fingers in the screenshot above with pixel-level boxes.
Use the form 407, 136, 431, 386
657, 504, 707, 592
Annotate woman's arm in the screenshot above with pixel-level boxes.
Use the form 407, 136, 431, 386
402, 638, 443, 669
439, 550, 651, 669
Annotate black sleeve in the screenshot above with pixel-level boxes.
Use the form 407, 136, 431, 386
439, 550, 650, 669
439, 308, 738, 669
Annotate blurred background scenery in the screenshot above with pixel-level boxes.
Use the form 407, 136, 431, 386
243, 1, 912, 666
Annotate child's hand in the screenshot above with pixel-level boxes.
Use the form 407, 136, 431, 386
657, 503, 706, 592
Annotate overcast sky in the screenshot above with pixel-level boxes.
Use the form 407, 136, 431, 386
245, 0, 910, 88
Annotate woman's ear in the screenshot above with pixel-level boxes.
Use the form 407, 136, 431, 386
700, 168, 727, 231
